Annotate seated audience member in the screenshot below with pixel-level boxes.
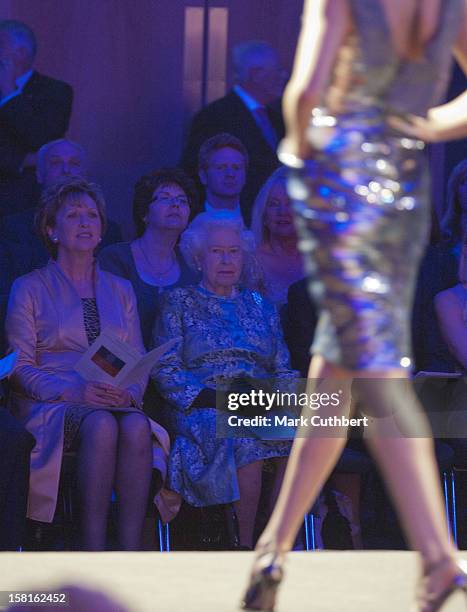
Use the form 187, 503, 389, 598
0, 139, 122, 271
196, 133, 248, 221
281, 278, 318, 377
0, 20, 73, 217
434, 239, 467, 455
6, 176, 165, 551
152, 213, 294, 549
251, 167, 304, 306
440, 158, 467, 254
411, 242, 459, 372
435, 239, 467, 373
181, 41, 285, 223
98, 168, 198, 349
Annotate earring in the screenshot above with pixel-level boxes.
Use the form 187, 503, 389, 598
98, 237, 102, 243
52, 236, 58, 243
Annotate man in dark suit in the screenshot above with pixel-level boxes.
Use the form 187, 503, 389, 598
181, 41, 286, 225
0, 20, 73, 216
0, 138, 122, 272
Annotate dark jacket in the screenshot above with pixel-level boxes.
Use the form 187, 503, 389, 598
0, 71, 73, 176
281, 278, 318, 377
0, 71, 73, 216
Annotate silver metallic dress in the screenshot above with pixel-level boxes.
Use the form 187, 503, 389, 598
289, 0, 464, 370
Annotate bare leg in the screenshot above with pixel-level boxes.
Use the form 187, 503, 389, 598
258, 356, 457, 562
242, 358, 464, 611
357, 378, 460, 600
257, 355, 352, 551
235, 460, 264, 548
114, 412, 152, 551
365, 436, 455, 567
76, 411, 118, 551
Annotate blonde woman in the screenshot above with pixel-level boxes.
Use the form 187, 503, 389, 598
251, 167, 304, 306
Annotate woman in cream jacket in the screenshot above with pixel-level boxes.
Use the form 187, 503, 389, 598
6, 176, 169, 550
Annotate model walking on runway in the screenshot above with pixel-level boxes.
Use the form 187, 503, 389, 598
241, 0, 467, 610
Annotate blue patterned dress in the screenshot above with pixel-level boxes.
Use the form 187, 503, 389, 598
151, 285, 296, 506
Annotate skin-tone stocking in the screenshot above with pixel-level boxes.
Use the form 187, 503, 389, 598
114, 413, 153, 551
235, 460, 264, 548
76, 411, 118, 551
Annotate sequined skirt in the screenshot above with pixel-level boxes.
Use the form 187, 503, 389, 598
288, 108, 430, 370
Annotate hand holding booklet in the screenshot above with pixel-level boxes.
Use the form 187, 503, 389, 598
74, 331, 178, 388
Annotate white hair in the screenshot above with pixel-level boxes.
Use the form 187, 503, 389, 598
180, 212, 262, 290
36, 139, 86, 180
250, 166, 289, 246
232, 40, 278, 84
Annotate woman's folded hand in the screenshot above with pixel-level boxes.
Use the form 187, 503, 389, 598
83, 382, 132, 408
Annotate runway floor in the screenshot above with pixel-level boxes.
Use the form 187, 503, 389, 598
1, 551, 467, 611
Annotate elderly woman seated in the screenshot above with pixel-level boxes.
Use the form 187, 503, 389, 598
251, 166, 304, 307
440, 158, 467, 253
151, 213, 296, 549
6, 177, 166, 551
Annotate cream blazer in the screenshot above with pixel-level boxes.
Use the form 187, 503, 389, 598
6, 261, 179, 523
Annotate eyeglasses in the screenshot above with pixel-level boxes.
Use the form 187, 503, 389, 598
152, 194, 189, 206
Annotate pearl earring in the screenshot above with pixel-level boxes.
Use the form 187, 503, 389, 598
52, 236, 58, 243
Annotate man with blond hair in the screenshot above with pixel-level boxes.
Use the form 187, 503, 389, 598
181, 41, 285, 223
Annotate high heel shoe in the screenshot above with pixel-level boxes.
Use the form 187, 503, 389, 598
241, 549, 285, 611
415, 558, 467, 611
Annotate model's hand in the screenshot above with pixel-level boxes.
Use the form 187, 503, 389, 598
0, 58, 17, 98
279, 85, 319, 166
277, 137, 308, 169
387, 114, 447, 143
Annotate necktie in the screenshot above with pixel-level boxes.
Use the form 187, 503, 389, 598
253, 106, 278, 150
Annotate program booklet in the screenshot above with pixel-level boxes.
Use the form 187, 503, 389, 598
74, 331, 177, 388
